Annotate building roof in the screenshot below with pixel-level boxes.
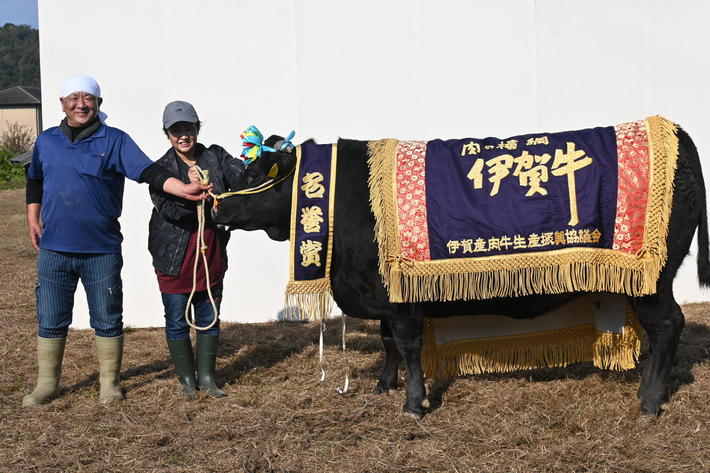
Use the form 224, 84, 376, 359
10, 150, 33, 166
0, 86, 41, 106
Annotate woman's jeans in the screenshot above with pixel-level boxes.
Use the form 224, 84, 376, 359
161, 282, 222, 340
36, 249, 123, 338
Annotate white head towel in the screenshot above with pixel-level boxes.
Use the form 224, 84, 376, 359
60, 74, 107, 123
60, 74, 101, 98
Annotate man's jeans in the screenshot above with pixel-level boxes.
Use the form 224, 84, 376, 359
161, 282, 222, 340
36, 249, 123, 338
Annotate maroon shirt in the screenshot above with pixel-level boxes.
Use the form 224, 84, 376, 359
154, 153, 228, 294
156, 222, 226, 294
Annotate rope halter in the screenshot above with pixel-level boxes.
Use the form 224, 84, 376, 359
184, 165, 219, 331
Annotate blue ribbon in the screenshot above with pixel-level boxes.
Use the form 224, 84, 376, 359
241, 126, 296, 166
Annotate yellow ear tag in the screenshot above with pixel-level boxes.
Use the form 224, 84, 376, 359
267, 163, 279, 178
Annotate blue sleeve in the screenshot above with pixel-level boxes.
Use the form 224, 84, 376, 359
117, 133, 153, 182
26, 141, 42, 180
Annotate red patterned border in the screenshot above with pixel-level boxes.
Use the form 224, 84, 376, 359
613, 121, 650, 254
396, 141, 431, 261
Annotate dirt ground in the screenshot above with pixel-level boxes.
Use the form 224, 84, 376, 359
0, 188, 708, 473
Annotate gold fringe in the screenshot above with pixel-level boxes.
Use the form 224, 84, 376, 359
367, 117, 680, 302
367, 139, 401, 289
592, 305, 643, 371
642, 116, 680, 277
284, 278, 333, 321
422, 305, 642, 379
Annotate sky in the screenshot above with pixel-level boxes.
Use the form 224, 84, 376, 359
0, 0, 39, 28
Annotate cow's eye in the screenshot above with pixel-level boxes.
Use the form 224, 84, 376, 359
246, 172, 259, 185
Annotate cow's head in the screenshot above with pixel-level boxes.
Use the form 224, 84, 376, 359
212, 135, 296, 241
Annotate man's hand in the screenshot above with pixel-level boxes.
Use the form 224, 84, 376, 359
163, 177, 213, 201
27, 203, 42, 251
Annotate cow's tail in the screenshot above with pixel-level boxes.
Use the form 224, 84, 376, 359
697, 185, 710, 288
682, 127, 710, 287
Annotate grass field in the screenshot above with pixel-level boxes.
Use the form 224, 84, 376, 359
0, 188, 708, 472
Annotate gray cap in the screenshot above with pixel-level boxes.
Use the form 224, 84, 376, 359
162, 100, 199, 129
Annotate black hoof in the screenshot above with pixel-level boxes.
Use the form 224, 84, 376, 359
640, 398, 664, 416
402, 406, 424, 420
374, 381, 397, 395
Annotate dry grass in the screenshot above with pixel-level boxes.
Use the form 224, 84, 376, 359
0, 187, 708, 473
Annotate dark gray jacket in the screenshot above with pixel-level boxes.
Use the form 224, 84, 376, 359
148, 144, 244, 275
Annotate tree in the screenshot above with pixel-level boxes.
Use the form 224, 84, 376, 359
0, 23, 40, 88
1, 122, 34, 155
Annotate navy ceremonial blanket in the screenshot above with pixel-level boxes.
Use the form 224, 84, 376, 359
285, 141, 337, 320
368, 116, 679, 302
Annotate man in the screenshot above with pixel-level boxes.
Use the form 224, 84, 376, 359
23, 75, 212, 406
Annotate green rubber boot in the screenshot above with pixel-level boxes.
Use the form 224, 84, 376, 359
196, 334, 227, 398
166, 338, 197, 398
22, 336, 66, 407
95, 335, 125, 403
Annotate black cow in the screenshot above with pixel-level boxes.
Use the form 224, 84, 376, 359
213, 129, 710, 418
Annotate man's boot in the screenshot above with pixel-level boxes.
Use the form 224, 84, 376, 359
195, 334, 227, 398
166, 338, 197, 398
95, 335, 125, 403
22, 337, 66, 407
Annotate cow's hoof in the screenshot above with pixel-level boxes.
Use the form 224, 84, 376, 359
640, 397, 664, 416
636, 414, 656, 427
373, 381, 397, 395
421, 397, 430, 409
403, 409, 424, 420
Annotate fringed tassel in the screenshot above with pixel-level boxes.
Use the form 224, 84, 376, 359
643, 115, 680, 284
592, 305, 643, 370
393, 260, 655, 302
285, 278, 333, 321
422, 307, 643, 379
367, 139, 403, 300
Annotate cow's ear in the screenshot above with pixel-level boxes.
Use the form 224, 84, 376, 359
264, 135, 284, 148
267, 163, 279, 178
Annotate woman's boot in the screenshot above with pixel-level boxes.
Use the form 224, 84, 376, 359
22, 337, 66, 407
166, 338, 197, 398
195, 334, 227, 398
95, 335, 125, 403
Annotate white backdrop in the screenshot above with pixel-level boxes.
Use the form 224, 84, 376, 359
37, 0, 710, 328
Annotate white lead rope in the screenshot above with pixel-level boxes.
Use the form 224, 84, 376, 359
336, 314, 350, 394
319, 320, 326, 381
317, 315, 350, 393
184, 165, 219, 331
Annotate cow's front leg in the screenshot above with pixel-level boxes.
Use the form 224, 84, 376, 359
374, 319, 402, 394
387, 306, 426, 419
630, 288, 685, 415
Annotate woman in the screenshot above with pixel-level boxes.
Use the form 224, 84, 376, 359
148, 100, 244, 398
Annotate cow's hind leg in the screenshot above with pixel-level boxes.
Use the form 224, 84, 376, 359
630, 288, 684, 415
386, 306, 426, 419
374, 319, 402, 394
630, 127, 703, 414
